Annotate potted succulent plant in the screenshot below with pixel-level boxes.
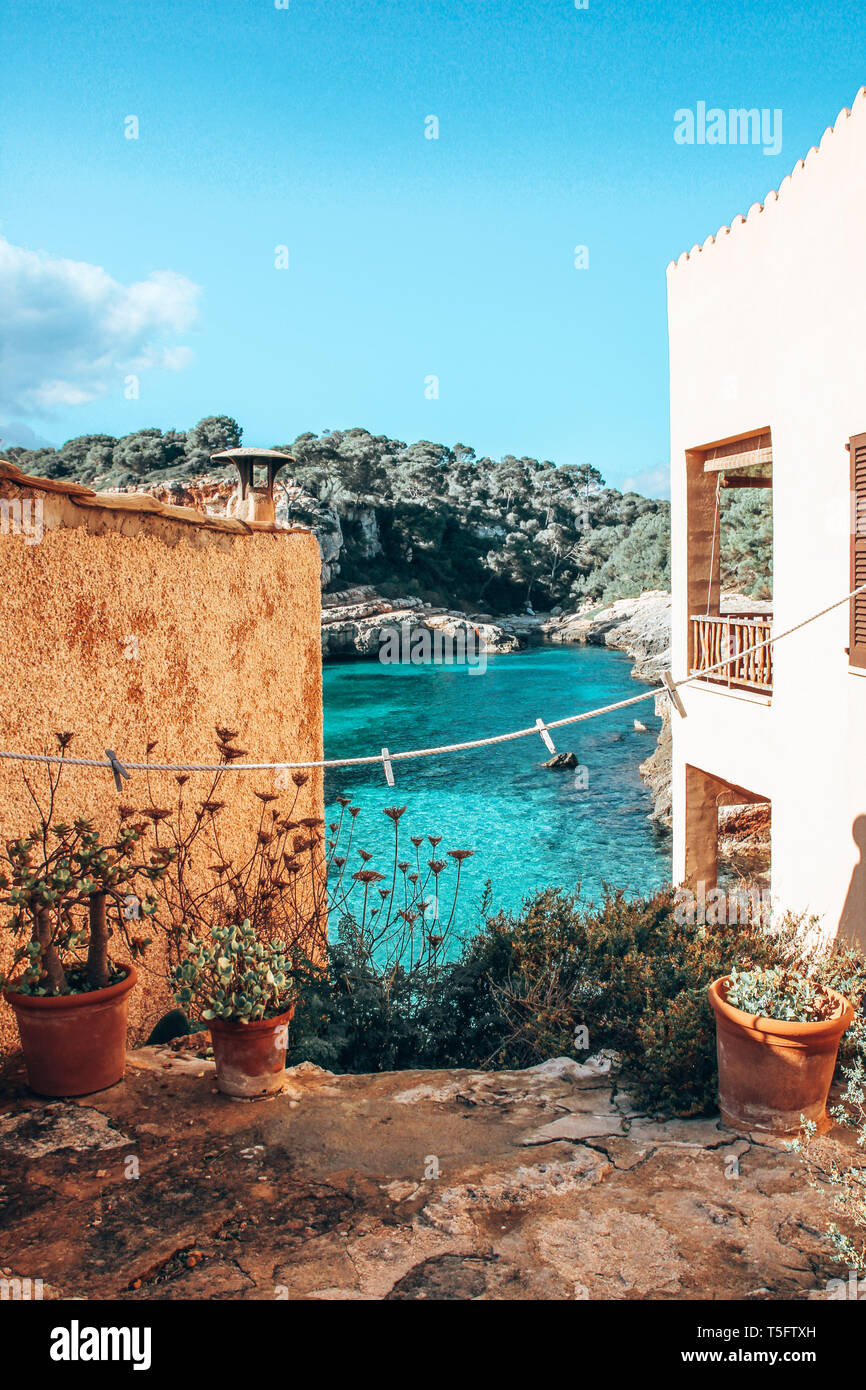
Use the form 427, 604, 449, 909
0, 746, 171, 1096
171, 920, 296, 1098
708, 964, 855, 1134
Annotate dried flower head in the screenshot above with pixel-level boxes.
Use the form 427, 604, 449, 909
354, 869, 385, 885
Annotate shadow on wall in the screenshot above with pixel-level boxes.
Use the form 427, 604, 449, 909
841, 815, 866, 949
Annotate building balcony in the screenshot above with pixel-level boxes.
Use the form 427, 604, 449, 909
690, 612, 773, 693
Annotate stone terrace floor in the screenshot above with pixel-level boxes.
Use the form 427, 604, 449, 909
0, 1049, 852, 1301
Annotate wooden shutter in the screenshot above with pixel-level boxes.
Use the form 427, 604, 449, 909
851, 433, 866, 668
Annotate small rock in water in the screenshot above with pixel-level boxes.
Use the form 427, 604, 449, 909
542, 752, 578, 769
633, 720, 648, 732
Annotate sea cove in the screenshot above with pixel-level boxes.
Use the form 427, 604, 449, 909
323, 642, 671, 918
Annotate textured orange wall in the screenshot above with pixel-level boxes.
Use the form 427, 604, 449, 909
0, 490, 324, 1054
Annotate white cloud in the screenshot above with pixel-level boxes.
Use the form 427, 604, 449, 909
622, 463, 671, 500
0, 235, 201, 416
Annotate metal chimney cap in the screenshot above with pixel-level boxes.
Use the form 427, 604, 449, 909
210, 447, 295, 464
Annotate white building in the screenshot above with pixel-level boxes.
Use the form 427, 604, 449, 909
667, 87, 866, 946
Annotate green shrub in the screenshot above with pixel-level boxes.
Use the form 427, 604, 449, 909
635, 991, 721, 1118
795, 1049, 866, 1277
286, 885, 866, 1120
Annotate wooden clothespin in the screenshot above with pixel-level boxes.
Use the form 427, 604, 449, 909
381, 747, 395, 787
662, 672, 688, 718
105, 748, 131, 793
535, 718, 556, 754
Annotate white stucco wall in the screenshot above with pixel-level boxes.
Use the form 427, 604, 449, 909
668, 87, 866, 944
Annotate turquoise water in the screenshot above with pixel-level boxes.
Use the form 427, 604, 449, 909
322, 644, 671, 921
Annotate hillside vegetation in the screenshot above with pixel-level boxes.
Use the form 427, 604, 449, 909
4, 416, 771, 611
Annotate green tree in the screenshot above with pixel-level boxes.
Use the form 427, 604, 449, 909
112, 428, 184, 479
185, 415, 243, 468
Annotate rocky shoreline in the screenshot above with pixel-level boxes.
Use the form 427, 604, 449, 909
547, 592, 674, 828
321, 585, 523, 659
320, 585, 672, 667
321, 585, 676, 826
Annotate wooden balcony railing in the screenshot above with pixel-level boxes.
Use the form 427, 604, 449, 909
690, 613, 773, 692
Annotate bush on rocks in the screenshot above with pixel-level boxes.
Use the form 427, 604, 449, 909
288, 886, 866, 1119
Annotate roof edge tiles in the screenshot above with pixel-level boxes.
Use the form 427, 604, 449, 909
667, 85, 866, 272
0, 460, 309, 537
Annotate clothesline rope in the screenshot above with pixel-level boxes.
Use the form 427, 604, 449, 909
0, 581, 863, 777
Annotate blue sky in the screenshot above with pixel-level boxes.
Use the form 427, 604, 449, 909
1, 0, 864, 494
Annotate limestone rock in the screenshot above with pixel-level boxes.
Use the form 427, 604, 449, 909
525, 1054, 615, 1080
541, 751, 578, 769
320, 596, 521, 659
520, 1113, 625, 1145
626, 1116, 736, 1147
0, 1049, 843, 1300
0, 1104, 130, 1156
531, 1211, 687, 1297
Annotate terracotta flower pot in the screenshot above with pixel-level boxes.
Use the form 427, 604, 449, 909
708, 975, 854, 1134
3, 964, 137, 1098
209, 1003, 295, 1098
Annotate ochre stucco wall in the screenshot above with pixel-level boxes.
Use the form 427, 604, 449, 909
0, 479, 324, 1054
